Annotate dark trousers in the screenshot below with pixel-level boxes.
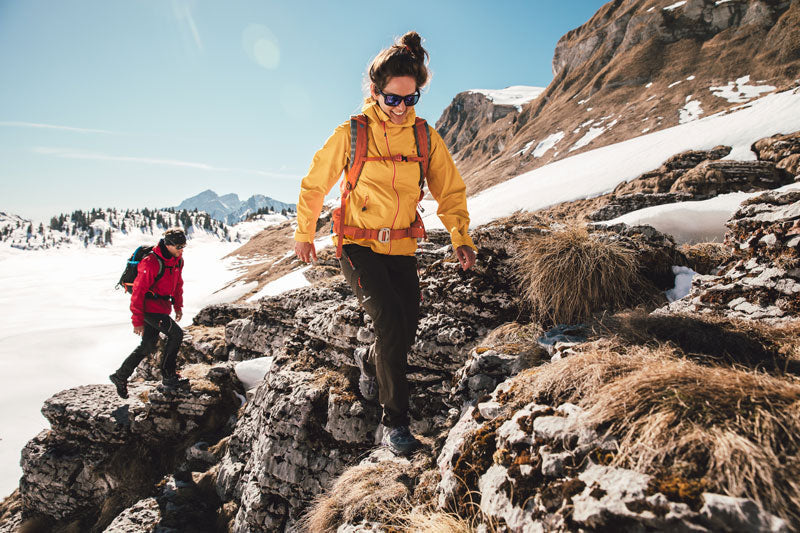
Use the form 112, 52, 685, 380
340, 244, 420, 427
114, 313, 183, 380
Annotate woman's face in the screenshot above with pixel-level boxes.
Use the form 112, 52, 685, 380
371, 75, 417, 125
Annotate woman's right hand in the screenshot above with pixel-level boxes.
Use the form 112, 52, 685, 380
295, 241, 317, 263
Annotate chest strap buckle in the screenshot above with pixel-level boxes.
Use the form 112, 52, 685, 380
377, 228, 391, 243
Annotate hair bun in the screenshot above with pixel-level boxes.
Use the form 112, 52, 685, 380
399, 31, 423, 58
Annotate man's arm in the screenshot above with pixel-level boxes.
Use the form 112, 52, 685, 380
130, 255, 157, 333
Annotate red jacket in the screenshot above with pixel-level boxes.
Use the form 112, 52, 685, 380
130, 242, 184, 327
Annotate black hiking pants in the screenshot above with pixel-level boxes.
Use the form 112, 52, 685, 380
114, 313, 183, 380
340, 244, 420, 428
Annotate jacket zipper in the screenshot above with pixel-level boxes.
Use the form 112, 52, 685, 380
382, 121, 400, 254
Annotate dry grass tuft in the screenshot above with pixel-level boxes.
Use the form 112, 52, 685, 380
679, 242, 733, 274
597, 310, 800, 372
476, 322, 548, 369
513, 225, 648, 325
590, 359, 800, 524
300, 462, 412, 532
389, 507, 475, 532
499, 344, 800, 525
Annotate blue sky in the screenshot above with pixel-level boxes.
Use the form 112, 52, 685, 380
0, 0, 608, 222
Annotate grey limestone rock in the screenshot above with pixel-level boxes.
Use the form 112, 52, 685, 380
700, 493, 790, 533
103, 497, 160, 533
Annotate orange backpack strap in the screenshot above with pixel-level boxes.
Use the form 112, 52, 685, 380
336, 114, 369, 257
413, 118, 430, 191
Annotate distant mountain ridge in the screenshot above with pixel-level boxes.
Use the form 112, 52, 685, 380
177, 189, 296, 224
0, 207, 234, 251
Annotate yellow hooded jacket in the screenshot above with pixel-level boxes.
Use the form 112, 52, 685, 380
294, 102, 476, 256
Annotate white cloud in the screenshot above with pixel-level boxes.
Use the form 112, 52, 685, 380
172, 0, 203, 52
0, 121, 117, 134
32, 147, 299, 180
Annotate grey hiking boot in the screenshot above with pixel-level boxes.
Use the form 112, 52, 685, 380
354, 347, 377, 401
109, 373, 128, 399
159, 374, 190, 391
380, 425, 421, 456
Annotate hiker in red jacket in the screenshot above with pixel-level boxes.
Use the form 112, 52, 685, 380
110, 228, 189, 398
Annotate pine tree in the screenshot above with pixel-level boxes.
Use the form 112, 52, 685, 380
104, 229, 112, 245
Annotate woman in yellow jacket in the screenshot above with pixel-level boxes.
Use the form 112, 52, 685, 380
294, 31, 476, 455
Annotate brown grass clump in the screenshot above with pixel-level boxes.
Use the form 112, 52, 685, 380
588, 359, 800, 525
389, 507, 476, 533
513, 225, 647, 325
300, 462, 413, 532
500, 344, 800, 525
597, 310, 800, 372
679, 242, 733, 274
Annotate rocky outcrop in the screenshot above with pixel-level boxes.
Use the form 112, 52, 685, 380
16, 365, 240, 531
662, 188, 800, 321
580, 137, 796, 222
754, 131, 800, 178
435, 91, 523, 168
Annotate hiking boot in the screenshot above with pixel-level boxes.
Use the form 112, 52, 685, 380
380, 425, 420, 456
160, 374, 190, 391
109, 373, 128, 399
354, 347, 377, 401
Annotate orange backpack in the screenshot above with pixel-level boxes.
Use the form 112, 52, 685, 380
332, 114, 430, 257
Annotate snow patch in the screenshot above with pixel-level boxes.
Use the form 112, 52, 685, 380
666, 266, 697, 302
710, 75, 776, 103
570, 120, 617, 152
469, 86, 546, 111
516, 140, 535, 156
679, 99, 704, 124
664, 1, 687, 10
600, 183, 800, 244
532, 132, 565, 158
235, 357, 274, 391
247, 265, 311, 301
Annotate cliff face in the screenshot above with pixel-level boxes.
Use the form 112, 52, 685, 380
439, 0, 800, 195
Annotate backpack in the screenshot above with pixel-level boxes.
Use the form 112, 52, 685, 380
331, 114, 431, 257
116, 245, 171, 299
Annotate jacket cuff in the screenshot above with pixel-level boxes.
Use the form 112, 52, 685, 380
449, 229, 477, 252
294, 230, 316, 243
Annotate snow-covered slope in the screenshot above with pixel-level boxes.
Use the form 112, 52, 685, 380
423, 87, 800, 230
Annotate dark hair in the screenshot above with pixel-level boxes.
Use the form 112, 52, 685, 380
164, 227, 186, 246
368, 31, 430, 92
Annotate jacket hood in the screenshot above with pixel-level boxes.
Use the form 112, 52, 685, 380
362, 100, 418, 128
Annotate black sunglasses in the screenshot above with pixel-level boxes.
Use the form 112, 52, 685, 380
379, 89, 420, 107
175, 244, 186, 250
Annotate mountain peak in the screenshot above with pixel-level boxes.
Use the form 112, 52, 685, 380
175, 191, 296, 224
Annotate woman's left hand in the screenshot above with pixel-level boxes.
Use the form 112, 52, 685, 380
456, 245, 476, 271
